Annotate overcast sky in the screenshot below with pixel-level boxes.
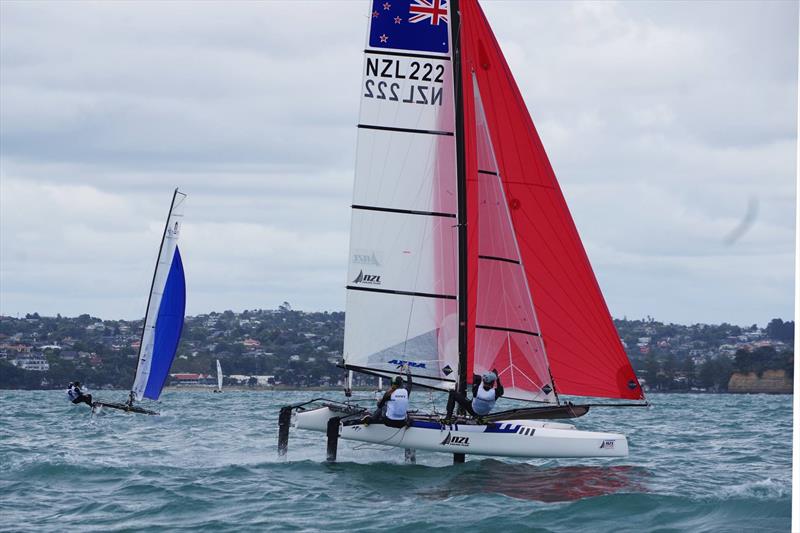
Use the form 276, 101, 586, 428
0, 1, 796, 327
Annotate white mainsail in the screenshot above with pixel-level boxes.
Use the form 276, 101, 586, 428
216, 359, 223, 391
343, 2, 459, 390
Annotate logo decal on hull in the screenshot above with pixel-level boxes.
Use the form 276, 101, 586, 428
600, 440, 615, 449
440, 431, 469, 447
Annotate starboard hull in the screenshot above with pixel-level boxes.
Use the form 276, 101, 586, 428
294, 407, 627, 458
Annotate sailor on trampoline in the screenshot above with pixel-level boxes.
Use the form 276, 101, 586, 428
66, 381, 94, 408
362, 366, 412, 428
444, 369, 504, 424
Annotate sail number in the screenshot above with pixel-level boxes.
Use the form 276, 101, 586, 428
364, 57, 445, 106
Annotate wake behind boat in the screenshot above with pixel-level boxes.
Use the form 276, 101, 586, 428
280, 0, 646, 461
86, 189, 187, 416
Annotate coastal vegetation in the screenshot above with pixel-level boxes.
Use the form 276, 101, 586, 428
0, 308, 793, 393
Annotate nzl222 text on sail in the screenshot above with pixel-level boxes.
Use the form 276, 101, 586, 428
364, 57, 445, 106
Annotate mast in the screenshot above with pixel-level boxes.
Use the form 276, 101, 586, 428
451, 0, 468, 396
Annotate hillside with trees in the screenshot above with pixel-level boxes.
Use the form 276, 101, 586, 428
1, 307, 793, 393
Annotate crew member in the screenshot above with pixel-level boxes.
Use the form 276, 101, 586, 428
445, 369, 504, 423
362, 371, 412, 428
66, 381, 94, 408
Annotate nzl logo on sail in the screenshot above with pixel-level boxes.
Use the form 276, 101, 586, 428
352, 270, 381, 285
440, 431, 469, 447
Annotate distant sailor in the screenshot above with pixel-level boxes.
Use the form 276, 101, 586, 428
445, 370, 504, 423
362, 370, 412, 428
66, 381, 94, 408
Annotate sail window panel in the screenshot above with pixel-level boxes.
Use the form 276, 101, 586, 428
348, 209, 457, 296
476, 259, 540, 339
477, 174, 519, 260
474, 328, 554, 403
359, 54, 454, 133
344, 289, 458, 390
353, 129, 457, 215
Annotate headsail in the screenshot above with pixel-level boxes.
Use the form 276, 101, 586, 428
343, 0, 459, 391
458, 0, 643, 400
131, 189, 187, 402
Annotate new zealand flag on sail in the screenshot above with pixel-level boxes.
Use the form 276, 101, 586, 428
369, 0, 449, 54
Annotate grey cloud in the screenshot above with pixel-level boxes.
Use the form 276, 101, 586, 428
0, 1, 795, 326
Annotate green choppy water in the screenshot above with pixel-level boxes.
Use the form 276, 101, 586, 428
0, 390, 791, 532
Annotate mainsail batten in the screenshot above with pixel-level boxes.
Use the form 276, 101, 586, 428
131, 189, 187, 402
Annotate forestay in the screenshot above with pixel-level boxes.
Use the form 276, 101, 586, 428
131, 190, 187, 402
344, 0, 459, 390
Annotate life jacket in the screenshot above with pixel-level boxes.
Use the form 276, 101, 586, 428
471, 385, 497, 415
384, 387, 409, 420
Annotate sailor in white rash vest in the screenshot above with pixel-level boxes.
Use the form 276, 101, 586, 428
66, 381, 94, 408
362, 370, 413, 428
444, 369, 504, 423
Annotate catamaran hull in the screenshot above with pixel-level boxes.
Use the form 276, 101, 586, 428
294, 407, 628, 458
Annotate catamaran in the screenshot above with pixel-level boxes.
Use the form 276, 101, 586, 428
280, 0, 646, 460
93, 189, 187, 415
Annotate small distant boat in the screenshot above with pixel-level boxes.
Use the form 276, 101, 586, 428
213, 359, 223, 393
94, 189, 187, 416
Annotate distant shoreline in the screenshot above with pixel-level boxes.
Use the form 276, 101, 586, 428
0, 386, 792, 395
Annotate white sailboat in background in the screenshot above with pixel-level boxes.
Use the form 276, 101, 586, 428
280, 0, 646, 460
214, 359, 223, 393
94, 189, 187, 415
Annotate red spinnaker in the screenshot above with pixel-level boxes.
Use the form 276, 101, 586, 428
459, 0, 644, 400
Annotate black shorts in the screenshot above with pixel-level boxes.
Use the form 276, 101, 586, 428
383, 418, 407, 428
